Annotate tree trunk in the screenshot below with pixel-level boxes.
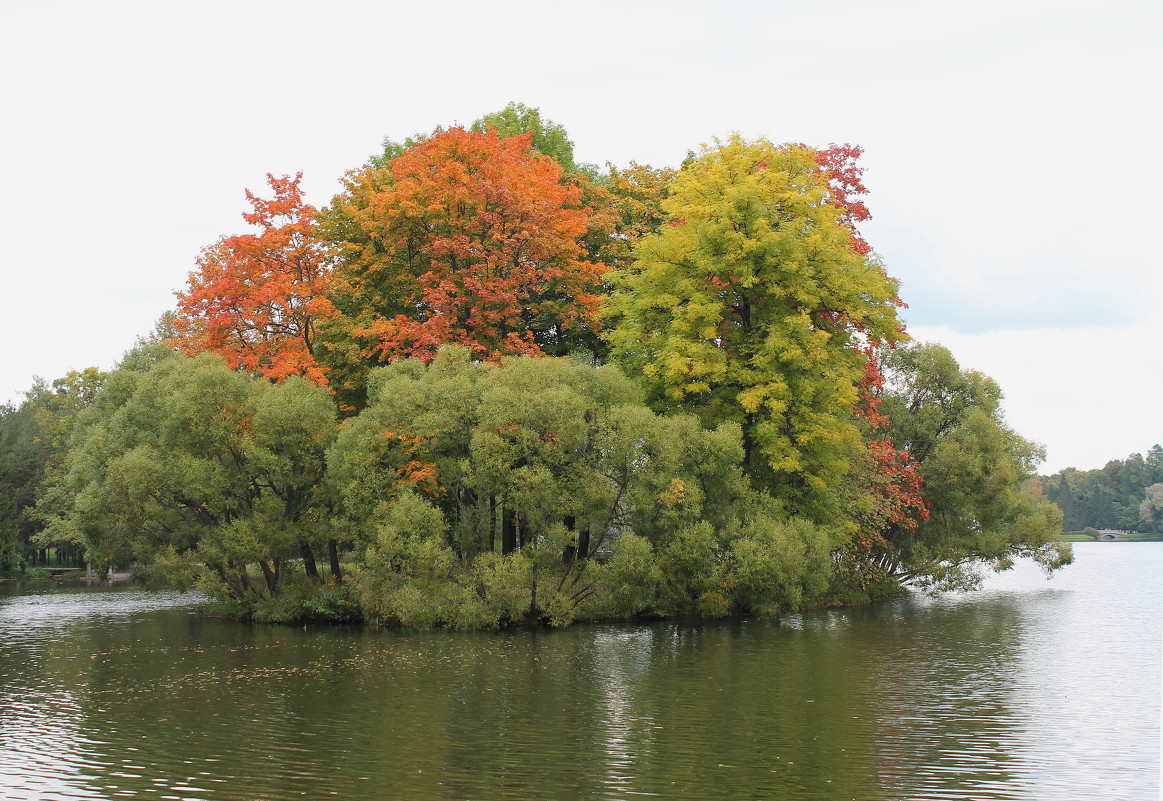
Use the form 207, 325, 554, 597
742, 413, 757, 474
489, 496, 497, 554
299, 541, 320, 581
502, 507, 517, 555
328, 538, 343, 585
258, 560, 278, 595
562, 516, 578, 564
460, 487, 477, 553
578, 527, 592, 559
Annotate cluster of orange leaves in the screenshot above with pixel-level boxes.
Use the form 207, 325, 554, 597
379, 430, 440, 496
344, 127, 606, 364
854, 352, 930, 547
170, 173, 335, 386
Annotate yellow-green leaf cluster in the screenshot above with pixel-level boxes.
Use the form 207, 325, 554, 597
605, 135, 905, 519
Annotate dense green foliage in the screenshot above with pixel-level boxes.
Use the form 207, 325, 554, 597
0, 369, 104, 572
603, 136, 905, 520
337, 348, 840, 625
1, 104, 1075, 623
60, 347, 340, 605
470, 101, 597, 177
855, 343, 1069, 590
1040, 444, 1163, 533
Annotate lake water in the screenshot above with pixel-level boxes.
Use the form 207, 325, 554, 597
0, 542, 1158, 801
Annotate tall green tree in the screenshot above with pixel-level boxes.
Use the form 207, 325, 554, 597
328, 348, 837, 626
1140, 483, 1163, 530
865, 343, 1070, 590
0, 397, 39, 570
604, 135, 905, 519
1147, 444, 1163, 476
471, 101, 596, 177
62, 348, 339, 609
0, 368, 104, 570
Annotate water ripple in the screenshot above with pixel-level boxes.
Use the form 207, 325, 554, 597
0, 544, 1158, 800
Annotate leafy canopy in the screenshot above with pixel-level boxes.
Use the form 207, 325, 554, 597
604, 135, 906, 519
321, 127, 607, 371
869, 343, 1071, 590
171, 174, 335, 386
63, 349, 338, 600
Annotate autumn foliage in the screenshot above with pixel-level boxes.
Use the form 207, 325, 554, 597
582, 162, 678, 269
603, 136, 908, 517
169, 129, 924, 536
171, 174, 335, 385
9, 105, 1076, 628
811, 144, 874, 256
326, 127, 606, 364
855, 440, 930, 545
852, 347, 929, 546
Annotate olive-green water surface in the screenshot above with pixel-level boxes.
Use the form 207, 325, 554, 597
1, 542, 1158, 800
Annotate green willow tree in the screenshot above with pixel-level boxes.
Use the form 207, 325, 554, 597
0, 368, 105, 571
1141, 483, 1163, 530
604, 135, 905, 520
61, 347, 341, 614
327, 348, 837, 627
865, 343, 1071, 590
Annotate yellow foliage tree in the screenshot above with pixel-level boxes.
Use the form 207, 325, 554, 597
604, 135, 906, 520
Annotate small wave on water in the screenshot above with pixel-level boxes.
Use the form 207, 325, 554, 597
0, 586, 204, 633
0, 545, 1157, 801
0, 587, 208, 800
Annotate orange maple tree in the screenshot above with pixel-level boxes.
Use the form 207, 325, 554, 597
171, 173, 335, 385
326, 127, 606, 364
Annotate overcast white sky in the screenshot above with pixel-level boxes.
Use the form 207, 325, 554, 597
1, 0, 1158, 474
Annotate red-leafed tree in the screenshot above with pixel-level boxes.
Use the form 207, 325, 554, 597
323, 127, 606, 366
815, 145, 926, 542
851, 351, 930, 548
839, 352, 930, 594
855, 374, 928, 551
860, 439, 929, 540
812, 143, 874, 256
171, 173, 335, 385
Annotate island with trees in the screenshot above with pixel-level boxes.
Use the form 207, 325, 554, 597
0, 104, 1073, 626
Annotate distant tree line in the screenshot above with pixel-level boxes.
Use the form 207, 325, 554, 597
1035, 445, 1163, 533
0, 103, 1072, 625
